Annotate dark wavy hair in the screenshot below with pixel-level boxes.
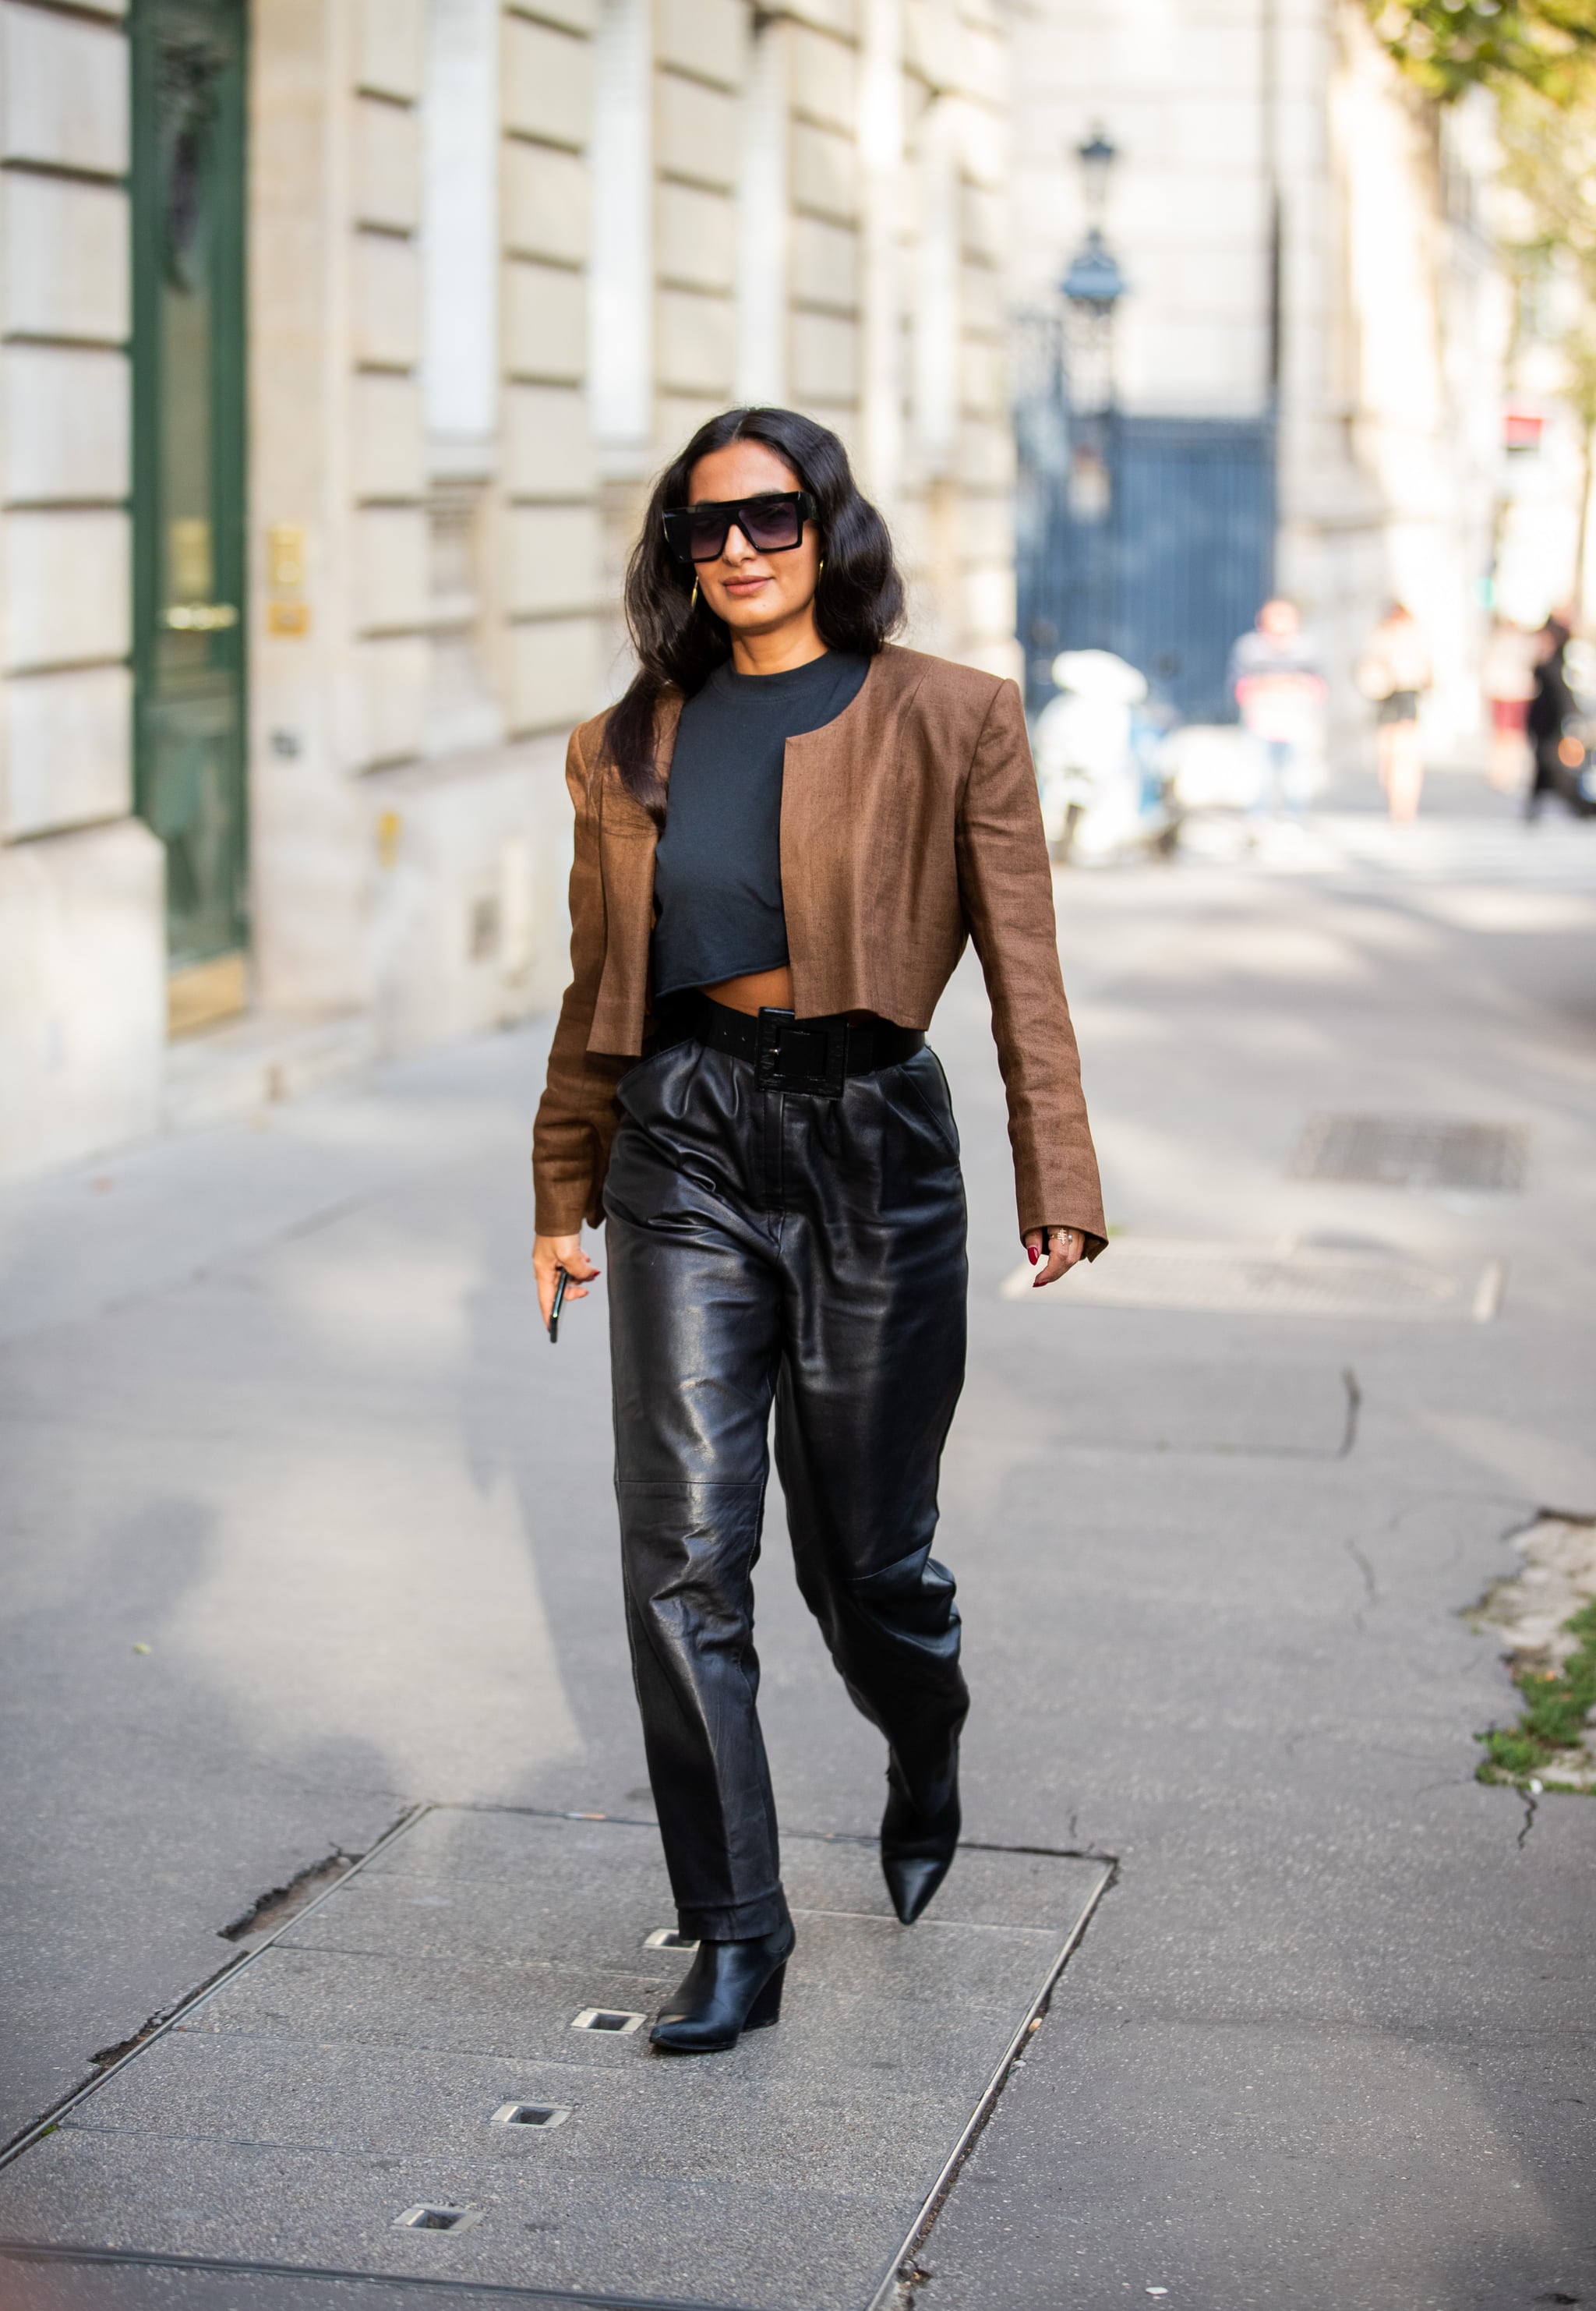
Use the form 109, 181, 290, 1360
604, 406, 905, 821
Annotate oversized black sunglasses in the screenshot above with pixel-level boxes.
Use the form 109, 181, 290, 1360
662, 490, 816, 566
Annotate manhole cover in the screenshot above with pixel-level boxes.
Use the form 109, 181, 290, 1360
1291, 1114, 1527, 1191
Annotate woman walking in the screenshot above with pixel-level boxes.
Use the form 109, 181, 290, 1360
531, 407, 1103, 2055
1357, 601, 1432, 822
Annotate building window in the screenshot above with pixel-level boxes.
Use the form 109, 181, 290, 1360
736, 16, 788, 408
422, 0, 502, 753
589, 0, 652, 455
423, 0, 499, 454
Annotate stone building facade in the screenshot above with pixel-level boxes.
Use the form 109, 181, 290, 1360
1011, 0, 1507, 753
0, 0, 1015, 1181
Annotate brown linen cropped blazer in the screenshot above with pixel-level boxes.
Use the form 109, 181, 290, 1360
532, 643, 1105, 1249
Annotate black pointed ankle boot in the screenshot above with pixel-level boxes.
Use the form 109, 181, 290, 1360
881, 1741, 961, 1925
649, 1923, 795, 2054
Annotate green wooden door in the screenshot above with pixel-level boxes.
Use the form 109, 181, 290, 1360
131, 0, 248, 1029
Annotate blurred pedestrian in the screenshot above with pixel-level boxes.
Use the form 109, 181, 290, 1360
1482, 615, 1535, 794
1227, 598, 1327, 819
1525, 617, 1581, 820
1357, 602, 1432, 823
531, 405, 1104, 2055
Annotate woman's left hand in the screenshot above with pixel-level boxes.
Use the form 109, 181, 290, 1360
1023, 1225, 1087, 1288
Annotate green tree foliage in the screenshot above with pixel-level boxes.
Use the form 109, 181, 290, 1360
1364, 0, 1596, 102
1368, 3, 1596, 604
1496, 62, 1596, 602
1496, 64, 1596, 422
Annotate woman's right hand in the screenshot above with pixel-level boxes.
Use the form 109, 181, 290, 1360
533, 1231, 601, 1330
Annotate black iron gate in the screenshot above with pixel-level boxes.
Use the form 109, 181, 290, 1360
1016, 332, 1276, 723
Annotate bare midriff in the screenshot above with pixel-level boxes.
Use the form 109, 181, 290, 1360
701, 965, 794, 1016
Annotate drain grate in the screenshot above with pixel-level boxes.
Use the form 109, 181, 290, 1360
571, 2008, 645, 2035
1291, 1113, 1528, 1191
489, 2101, 570, 2129
393, 2206, 481, 2234
643, 1928, 698, 1951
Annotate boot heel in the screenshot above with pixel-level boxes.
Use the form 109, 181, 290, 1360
745, 1959, 786, 2030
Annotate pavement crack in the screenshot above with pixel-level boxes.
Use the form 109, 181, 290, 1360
1344, 1531, 1379, 1618
87, 1993, 221, 2074
220, 1849, 355, 1942
1518, 1787, 1539, 1849
0, 1944, 255, 2161
1337, 1366, 1362, 1458
885, 2267, 934, 2307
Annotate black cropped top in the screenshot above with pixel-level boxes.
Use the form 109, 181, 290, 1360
651, 651, 870, 1002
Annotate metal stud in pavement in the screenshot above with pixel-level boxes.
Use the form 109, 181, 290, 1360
393, 2206, 482, 2233
489, 2101, 571, 2128
571, 2007, 645, 2034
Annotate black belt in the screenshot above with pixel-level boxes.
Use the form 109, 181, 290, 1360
654, 991, 923, 1097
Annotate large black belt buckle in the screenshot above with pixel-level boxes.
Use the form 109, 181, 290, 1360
754, 1008, 848, 1097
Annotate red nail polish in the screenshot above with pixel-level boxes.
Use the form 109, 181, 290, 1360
1026, 1244, 1040, 1264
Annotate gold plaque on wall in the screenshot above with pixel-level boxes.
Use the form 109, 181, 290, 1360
267, 522, 305, 589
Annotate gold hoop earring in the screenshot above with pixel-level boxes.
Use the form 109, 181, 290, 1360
690, 577, 700, 612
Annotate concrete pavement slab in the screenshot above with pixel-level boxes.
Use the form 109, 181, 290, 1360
0, 1811, 1105, 2309
1, 2130, 909, 2311
60, 2031, 987, 2199
914, 2011, 1596, 2311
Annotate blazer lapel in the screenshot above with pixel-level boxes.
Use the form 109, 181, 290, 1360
588, 691, 681, 1056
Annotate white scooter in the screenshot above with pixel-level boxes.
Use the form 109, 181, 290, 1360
1032, 650, 1180, 863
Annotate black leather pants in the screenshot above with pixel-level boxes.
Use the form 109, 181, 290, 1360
604, 1037, 970, 1941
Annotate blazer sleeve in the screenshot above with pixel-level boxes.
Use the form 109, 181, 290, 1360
531, 726, 630, 1235
955, 677, 1107, 1253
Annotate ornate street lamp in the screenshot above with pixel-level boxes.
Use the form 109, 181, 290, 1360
1061, 231, 1128, 316
1012, 125, 1132, 695
1059, 125, 1126, 520
1060, 125, 1126, 408
1076, 125, 1118, 227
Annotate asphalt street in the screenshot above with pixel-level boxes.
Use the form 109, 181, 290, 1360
2, 772, 1594, 2310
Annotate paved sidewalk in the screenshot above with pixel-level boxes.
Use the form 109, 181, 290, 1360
2, 784, 1593, 2309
